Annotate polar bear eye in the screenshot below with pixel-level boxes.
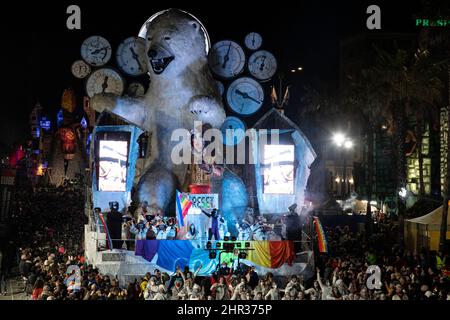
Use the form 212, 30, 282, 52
191, 22, 198, 30
164, 36, 171, 41
147, 37, 153, 42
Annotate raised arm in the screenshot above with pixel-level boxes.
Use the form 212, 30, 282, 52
202, 210, 212, 218
316, 268, 325, 291
91, 94, 150, 130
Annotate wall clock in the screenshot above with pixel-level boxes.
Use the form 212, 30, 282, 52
208, 40, 246, 79
85, 68, 125, 98
226, 77, 264, 116
71, 60, 91, 79
244, 32, 263, 51
221, 116, 247, 146
248, 50, 278, 81
81, 36, 112, 67
116, 37, 148, 76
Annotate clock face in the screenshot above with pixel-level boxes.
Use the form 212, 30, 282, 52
245, 32, 263, 51
81, 36, 112, 67
116, 37, 148, 76
85, 68, 125, 98
226, 77, 264, 116
248, 50, 278, 81
215, 80, 225, 96
71, 60, 91, 79
127, 82, 146, 97
208, 40, 246, 79
221, 117, 247, 146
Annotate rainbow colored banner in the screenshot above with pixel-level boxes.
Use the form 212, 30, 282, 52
98, 213, 113, 251
313, 216, 328, 253
176, 190, 192, 227
135, 240, 295, 275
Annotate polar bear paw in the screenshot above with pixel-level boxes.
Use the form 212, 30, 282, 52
188, 96, 212, 115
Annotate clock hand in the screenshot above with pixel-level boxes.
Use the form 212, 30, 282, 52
235, 89, 262, 104
91, 47, 109, 60
222, 43, 232, 69
101, 76, 109, 93
91, 47, 108, 55
252, 33, 255, 46
129, 47, 143, 71
259, 56, 267, 72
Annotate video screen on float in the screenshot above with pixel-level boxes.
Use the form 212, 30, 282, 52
98, 140, 128, 192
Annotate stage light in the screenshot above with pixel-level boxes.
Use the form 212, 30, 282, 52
224, 236, 230, 241
245, 242, 251, 248
216, 242, 221, 249
231, 236, 237, 241
224, 242, 235, 252
206, 241, 212, 249
209, 250, 216, 259
236, 243, 242, 248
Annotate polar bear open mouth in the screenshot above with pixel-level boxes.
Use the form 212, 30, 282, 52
150, 56, 174, 75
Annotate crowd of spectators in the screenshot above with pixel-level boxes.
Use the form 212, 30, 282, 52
0, 184, 449, 300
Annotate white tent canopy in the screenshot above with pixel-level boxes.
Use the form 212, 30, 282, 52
406, 206, 450, 230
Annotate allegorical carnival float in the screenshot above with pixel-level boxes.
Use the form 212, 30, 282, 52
60, 9, 321, 282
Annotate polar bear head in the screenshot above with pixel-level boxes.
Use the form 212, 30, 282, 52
140, 9, 210, 78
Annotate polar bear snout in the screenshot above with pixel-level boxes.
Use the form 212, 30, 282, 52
147, 44, 175, 75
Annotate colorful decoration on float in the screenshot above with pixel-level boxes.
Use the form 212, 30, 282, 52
313, 216, 328, 253
57, 109, 64, 128
176, 190, 193, 227
39, 116, 51, 131
135, 240, 295, 275
57, 127, 77, 160
62, 88, 77, 113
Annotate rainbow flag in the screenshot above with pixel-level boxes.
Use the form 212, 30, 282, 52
313, 217, 328, 253
98, 213, 113, 251
176, 190, 192, 227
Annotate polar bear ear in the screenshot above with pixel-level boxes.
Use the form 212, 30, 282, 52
190, 21, 199, 30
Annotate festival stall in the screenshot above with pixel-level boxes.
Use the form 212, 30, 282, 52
405, 206, 450, 253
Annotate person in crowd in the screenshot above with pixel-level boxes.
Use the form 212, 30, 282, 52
246, 266, 259, 290
6, 182, 450, 301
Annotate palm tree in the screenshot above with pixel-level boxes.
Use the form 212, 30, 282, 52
370, 46, 444, 244
342, 67, 389, 237
421, 35, 450, 251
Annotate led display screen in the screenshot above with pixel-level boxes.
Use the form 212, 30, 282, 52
98, 140, 128, 192
263, 145, 294, 194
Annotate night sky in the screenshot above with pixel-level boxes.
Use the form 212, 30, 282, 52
1, 0, 426, 148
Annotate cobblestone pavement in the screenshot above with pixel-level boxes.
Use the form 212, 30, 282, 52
0, 277, 29, 300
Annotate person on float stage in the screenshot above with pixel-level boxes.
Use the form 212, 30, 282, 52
185, 223, 199, 240
129, 220, 149, 240
236, 220, 251, 241
106, 202, 123, 249
201, 209, 223, 240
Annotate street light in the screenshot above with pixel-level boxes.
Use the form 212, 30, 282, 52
332, 132, 354, 199
333, 133, 346, 147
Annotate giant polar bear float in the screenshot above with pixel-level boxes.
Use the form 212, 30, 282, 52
91, 9, 248, 234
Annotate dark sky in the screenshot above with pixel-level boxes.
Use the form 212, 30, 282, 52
1, 0, 426, 147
